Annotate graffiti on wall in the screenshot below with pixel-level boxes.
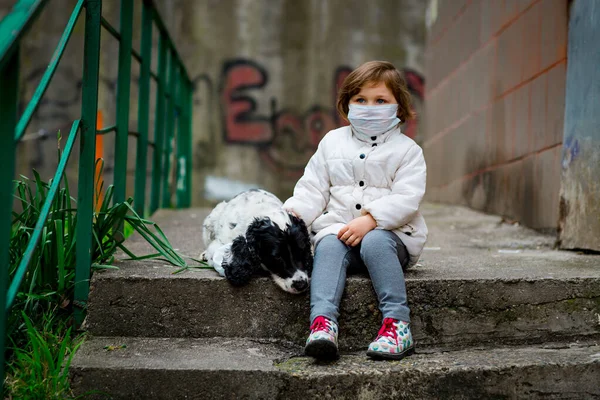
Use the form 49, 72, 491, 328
195, 58, 424, 177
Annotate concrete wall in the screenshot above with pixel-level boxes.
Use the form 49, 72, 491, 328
156, 0, 427, 205
4, 0, 427, 207
558, 0, 600, 252
423, 0, 568, 232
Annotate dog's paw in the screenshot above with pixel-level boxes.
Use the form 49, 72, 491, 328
199, 251, 208, 261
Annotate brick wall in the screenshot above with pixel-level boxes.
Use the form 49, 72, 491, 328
423, 0, 568, 231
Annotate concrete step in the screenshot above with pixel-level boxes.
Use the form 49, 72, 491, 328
70, 336, 600, 400
84, 204, 600, 351
85, 263, 600, 352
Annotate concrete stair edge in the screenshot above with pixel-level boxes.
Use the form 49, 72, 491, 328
70, 336, 600, 400
84, 263, 600, 351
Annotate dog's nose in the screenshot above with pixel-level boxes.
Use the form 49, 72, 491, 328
291, 279, 308, 292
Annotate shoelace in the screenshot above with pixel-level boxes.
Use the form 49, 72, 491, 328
377, 318, 399, 341
310, 316, 330, 333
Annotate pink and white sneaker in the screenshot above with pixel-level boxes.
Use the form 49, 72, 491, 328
366, 318, 415, 360
304, 315, 339, 360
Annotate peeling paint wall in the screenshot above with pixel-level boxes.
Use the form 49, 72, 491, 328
558, 0, 600, 252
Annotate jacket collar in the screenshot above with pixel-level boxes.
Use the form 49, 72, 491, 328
350, 125, 402, 145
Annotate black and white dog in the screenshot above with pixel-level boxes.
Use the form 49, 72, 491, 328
200, 189, 312, 294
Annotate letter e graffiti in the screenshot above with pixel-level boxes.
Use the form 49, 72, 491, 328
220, 60, 273, 144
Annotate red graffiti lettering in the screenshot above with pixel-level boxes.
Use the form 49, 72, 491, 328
221, 60, 272, 144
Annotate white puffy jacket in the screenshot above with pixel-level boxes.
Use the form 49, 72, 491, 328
283, 125, 428, 267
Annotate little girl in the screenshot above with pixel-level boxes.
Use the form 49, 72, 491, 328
283, 60, 427, 361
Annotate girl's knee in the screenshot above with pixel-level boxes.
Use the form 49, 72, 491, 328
361, 230, 394, 246
360, 230, 397, 256
315, 234, 346, 253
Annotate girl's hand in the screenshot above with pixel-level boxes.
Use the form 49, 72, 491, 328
284, 208, 299, 218
338, 214, 377, 247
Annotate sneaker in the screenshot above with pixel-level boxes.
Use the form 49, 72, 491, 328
304, 316, 339, 360
366, 318, 415, 360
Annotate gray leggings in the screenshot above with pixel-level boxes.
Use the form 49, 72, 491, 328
310, 230, 410, 325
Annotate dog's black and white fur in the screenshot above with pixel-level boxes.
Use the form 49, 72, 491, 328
200, 189, 313, 294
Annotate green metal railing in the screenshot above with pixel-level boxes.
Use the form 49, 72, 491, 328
0, 0, 193, 387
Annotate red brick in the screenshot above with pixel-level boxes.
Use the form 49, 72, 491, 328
495, 14, 525, 95
480, 0, 495, 44
490, 93, 515, 164
445, 20, 463, 76
430, 0, 469, 41
485, 103, 495, 164
513, 83, 531, 159
452, 73, 465, 127
532, 146, 561, 229
540, 0, 568, 70
545, 61, 566, 147
446, 123, 465, 183
434, 110, 487, 185
457, 0, 482, 62
517, 0, 536, 13
529, 73, 547, 152
432, 91, 442, 138
436, 84, 450, 136
504, 0, 521, 22
455, 65, 469, 122
426, 41, 440, 89
521, 2, 541, 82
503, 91, 517, 161
493, 160, 525, 219
521, 155, 536, 226
470, 42, 495, 110
490, 99, 507, 164
424, 92, 437, 142
491, 0, 507, 36
469, 110, 489, 173
423, 140, 443, 187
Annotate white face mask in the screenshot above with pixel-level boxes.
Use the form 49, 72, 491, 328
348, 104, 400, 138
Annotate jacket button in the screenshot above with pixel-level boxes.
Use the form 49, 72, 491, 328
372, 143, 377, 147
359, 181, 364, 187
359, 153, 365, 159
355, 204, 362, 210
324, 211, 328, 214
371, 136, 377, 141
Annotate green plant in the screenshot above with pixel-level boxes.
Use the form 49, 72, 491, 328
5, 156, 193, 396
4, 311, 84, 400
8, 160, 189, 339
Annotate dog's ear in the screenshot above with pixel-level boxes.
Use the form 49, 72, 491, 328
246, 217, 281, 255
288, 214, 314, 276
224, 235, 260, 286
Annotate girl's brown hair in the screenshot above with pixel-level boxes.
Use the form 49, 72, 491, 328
336, 61, 415, 123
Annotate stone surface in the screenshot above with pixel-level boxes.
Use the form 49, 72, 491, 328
71, 336, 600, 399
84, 203, 600, 351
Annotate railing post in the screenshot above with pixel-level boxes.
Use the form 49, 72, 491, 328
0, 47, 19, 393
74, 0, 102, 325
186, 81, 193, 206
113, 0, 133, 210
134, 1, 153, 216
151, 36, 167, 214
162, 52, 178, 208
176, 78, 192, 208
